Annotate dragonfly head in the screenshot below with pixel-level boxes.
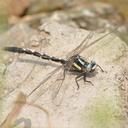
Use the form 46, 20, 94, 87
87, 60, 104, 72
86, 60, 96, 72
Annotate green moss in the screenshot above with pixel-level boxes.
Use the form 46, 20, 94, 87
13, 125, 22, 128
0, 3, 9, 33
81, 96, 124, 128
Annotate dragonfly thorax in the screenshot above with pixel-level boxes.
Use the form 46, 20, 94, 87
71, 55, 97, 72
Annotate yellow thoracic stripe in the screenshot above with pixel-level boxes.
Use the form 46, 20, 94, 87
73, 62, 81, 70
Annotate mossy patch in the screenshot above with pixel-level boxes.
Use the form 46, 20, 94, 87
12, 125, 23, 128
0, 1, 9, 33
81, 95, 124, 128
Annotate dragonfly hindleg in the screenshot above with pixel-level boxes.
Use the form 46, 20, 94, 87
83, 73, 94, 86
75, 72, 94, 90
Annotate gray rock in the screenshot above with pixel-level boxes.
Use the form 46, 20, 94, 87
1, 21, 128, 128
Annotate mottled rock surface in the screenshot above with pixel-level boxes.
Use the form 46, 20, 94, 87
1, 21, 128, 128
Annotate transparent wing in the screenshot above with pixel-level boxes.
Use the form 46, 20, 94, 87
51, 70, 68, 105
66, 31, 94, 58
66, 27, 118, 58
28, 66, 62, 103
77, 27, 119, 55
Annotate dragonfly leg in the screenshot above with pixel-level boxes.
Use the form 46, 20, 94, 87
56, 69, 66, 81
83, 73, 94, 86
75, 73, 84, 90
97, 64, 104, 72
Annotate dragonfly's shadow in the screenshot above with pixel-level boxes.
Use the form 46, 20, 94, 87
86, 71, 98, 78
71, 70, 98, 78
18, 58, 59, 68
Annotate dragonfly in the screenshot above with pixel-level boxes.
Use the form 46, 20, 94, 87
3, 29, 116, 104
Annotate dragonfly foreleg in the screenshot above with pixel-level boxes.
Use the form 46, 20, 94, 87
97, 64, 104, 72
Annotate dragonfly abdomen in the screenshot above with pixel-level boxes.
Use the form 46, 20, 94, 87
4, 46, 66, 64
